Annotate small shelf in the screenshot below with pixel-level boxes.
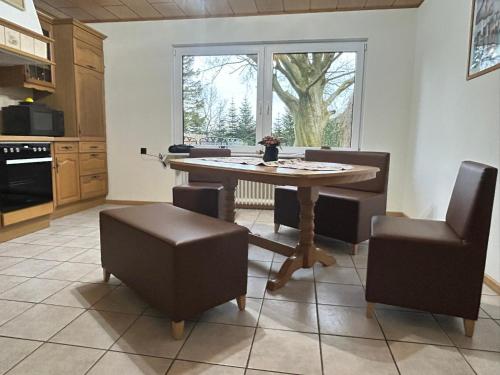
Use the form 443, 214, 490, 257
0, 16, 55, 67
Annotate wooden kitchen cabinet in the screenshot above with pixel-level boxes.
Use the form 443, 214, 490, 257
0, 13, 56, 93
39, 19, 106, 140
74, 39, 104, 73
80, 174, 107, 200
79, 152, 107, 176
54, 153, 81, 206
75, 67, 106, 138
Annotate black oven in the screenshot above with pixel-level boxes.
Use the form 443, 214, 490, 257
0, 143, 53, 213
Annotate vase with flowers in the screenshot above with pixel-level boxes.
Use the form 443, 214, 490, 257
259, 136, 281, 162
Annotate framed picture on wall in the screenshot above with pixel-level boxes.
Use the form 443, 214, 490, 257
1, 0, 25, 10
467, 0, 500, 80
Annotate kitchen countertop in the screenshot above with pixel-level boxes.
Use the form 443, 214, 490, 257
0, 136, 80, 142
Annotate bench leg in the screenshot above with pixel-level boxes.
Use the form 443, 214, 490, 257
351, 244, 359, 255
236, 295, 246, 311
274, 223, 280, 233
463, 319, 475, 337
171, 320, 184, 340
366, 302, 375, 318
102, 268, 110, 282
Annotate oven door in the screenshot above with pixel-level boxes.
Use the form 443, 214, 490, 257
0, 157, 53, 213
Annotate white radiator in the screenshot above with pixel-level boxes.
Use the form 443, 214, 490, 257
236, 180, 275, 208
175, 171, 275, 208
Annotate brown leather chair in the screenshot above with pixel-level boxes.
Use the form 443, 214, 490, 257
274, 150, 390, 254
172, 148, 230, 218
365, 161, 498, 337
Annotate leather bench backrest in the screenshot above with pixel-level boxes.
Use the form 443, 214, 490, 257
188, 148, 231, 183
446, 161, 497, 243
305, 150, 390, 194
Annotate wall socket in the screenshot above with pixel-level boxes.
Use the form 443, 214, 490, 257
140, 147, 147, 155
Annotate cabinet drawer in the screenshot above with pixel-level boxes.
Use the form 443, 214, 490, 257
80, 152, 106, 175
1, 202, 53, 227
80, 173, 107, 200
74, 38, 104, 72
74, 26, 103, 49
55, 142, 78, 154
79, 142, 106, 153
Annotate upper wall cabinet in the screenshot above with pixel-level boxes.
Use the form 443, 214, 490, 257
0, 15, 53, 66
40, 19, 106, 140
0, 13, 56, 92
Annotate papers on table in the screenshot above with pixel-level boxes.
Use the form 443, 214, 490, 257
201, 157, 353, 171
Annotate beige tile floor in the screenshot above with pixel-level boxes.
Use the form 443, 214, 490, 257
0, 205, 499, 375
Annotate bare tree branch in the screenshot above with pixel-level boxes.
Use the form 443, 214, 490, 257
326, 77, 355, 106
273, 73, 299, 111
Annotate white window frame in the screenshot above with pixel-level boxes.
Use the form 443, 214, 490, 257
172, 40, 366, 154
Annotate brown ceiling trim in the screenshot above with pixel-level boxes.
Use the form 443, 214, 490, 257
78, 4, 422, 24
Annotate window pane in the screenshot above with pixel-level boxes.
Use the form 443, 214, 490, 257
271, 52, 356, 147
182, 54, 258, 147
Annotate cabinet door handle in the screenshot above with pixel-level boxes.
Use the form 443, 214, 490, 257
86, 64, 97, 70
90, 153, 99, 157
55, 159, 59, 173
90, 146, 99, 149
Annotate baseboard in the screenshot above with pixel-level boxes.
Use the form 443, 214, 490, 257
105, 200, 166, 206
484, 274, 500, 295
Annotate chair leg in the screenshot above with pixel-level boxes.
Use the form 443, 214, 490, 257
171, 320, 184, 340
351, 243, 359, 255
102, 268, 110, 282
274, 223, 280, 233
236, 295, 246, 311
366, 302, 375, 318
463, 319, 475, 337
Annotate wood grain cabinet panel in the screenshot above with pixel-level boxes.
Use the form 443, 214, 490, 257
79, 142, 106, 153
80, 152, 107, 175
80, 174, 107, 200
74, 26, 103, 49
74, 38, 104, 72
75, 66, 106, 139
55, 153, 81, 206
54, 142, 78, 153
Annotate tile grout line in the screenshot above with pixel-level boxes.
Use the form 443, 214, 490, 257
312, 261, 326, 375
354, 256, 402, 375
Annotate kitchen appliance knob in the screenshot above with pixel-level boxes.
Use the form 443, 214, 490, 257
42, 147, 47, 151
15, 148, 20, 152
9, 148, 14, 152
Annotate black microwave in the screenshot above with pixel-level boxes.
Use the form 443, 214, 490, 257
1, 103, 64, 137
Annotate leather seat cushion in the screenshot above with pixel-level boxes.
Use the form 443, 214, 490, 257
101, 203, 246, 247
173, 182, 223, 192
371, 216, 462, 246
277, 185, 380, 202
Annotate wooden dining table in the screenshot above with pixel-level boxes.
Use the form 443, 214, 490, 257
169, 157, 379, 290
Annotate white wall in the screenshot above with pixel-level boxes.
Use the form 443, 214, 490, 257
93, 9, 417, 206
0, 0, 42, 34
403, 0, 500, 280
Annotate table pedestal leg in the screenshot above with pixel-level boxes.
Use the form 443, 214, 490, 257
222, 178, 238, 223
267, 186, 336, 290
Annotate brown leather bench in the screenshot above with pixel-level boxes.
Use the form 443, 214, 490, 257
99, 203, 248, 339
274, 150, 390, 255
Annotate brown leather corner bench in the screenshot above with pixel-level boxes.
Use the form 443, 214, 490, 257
99, 203, 248, 339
